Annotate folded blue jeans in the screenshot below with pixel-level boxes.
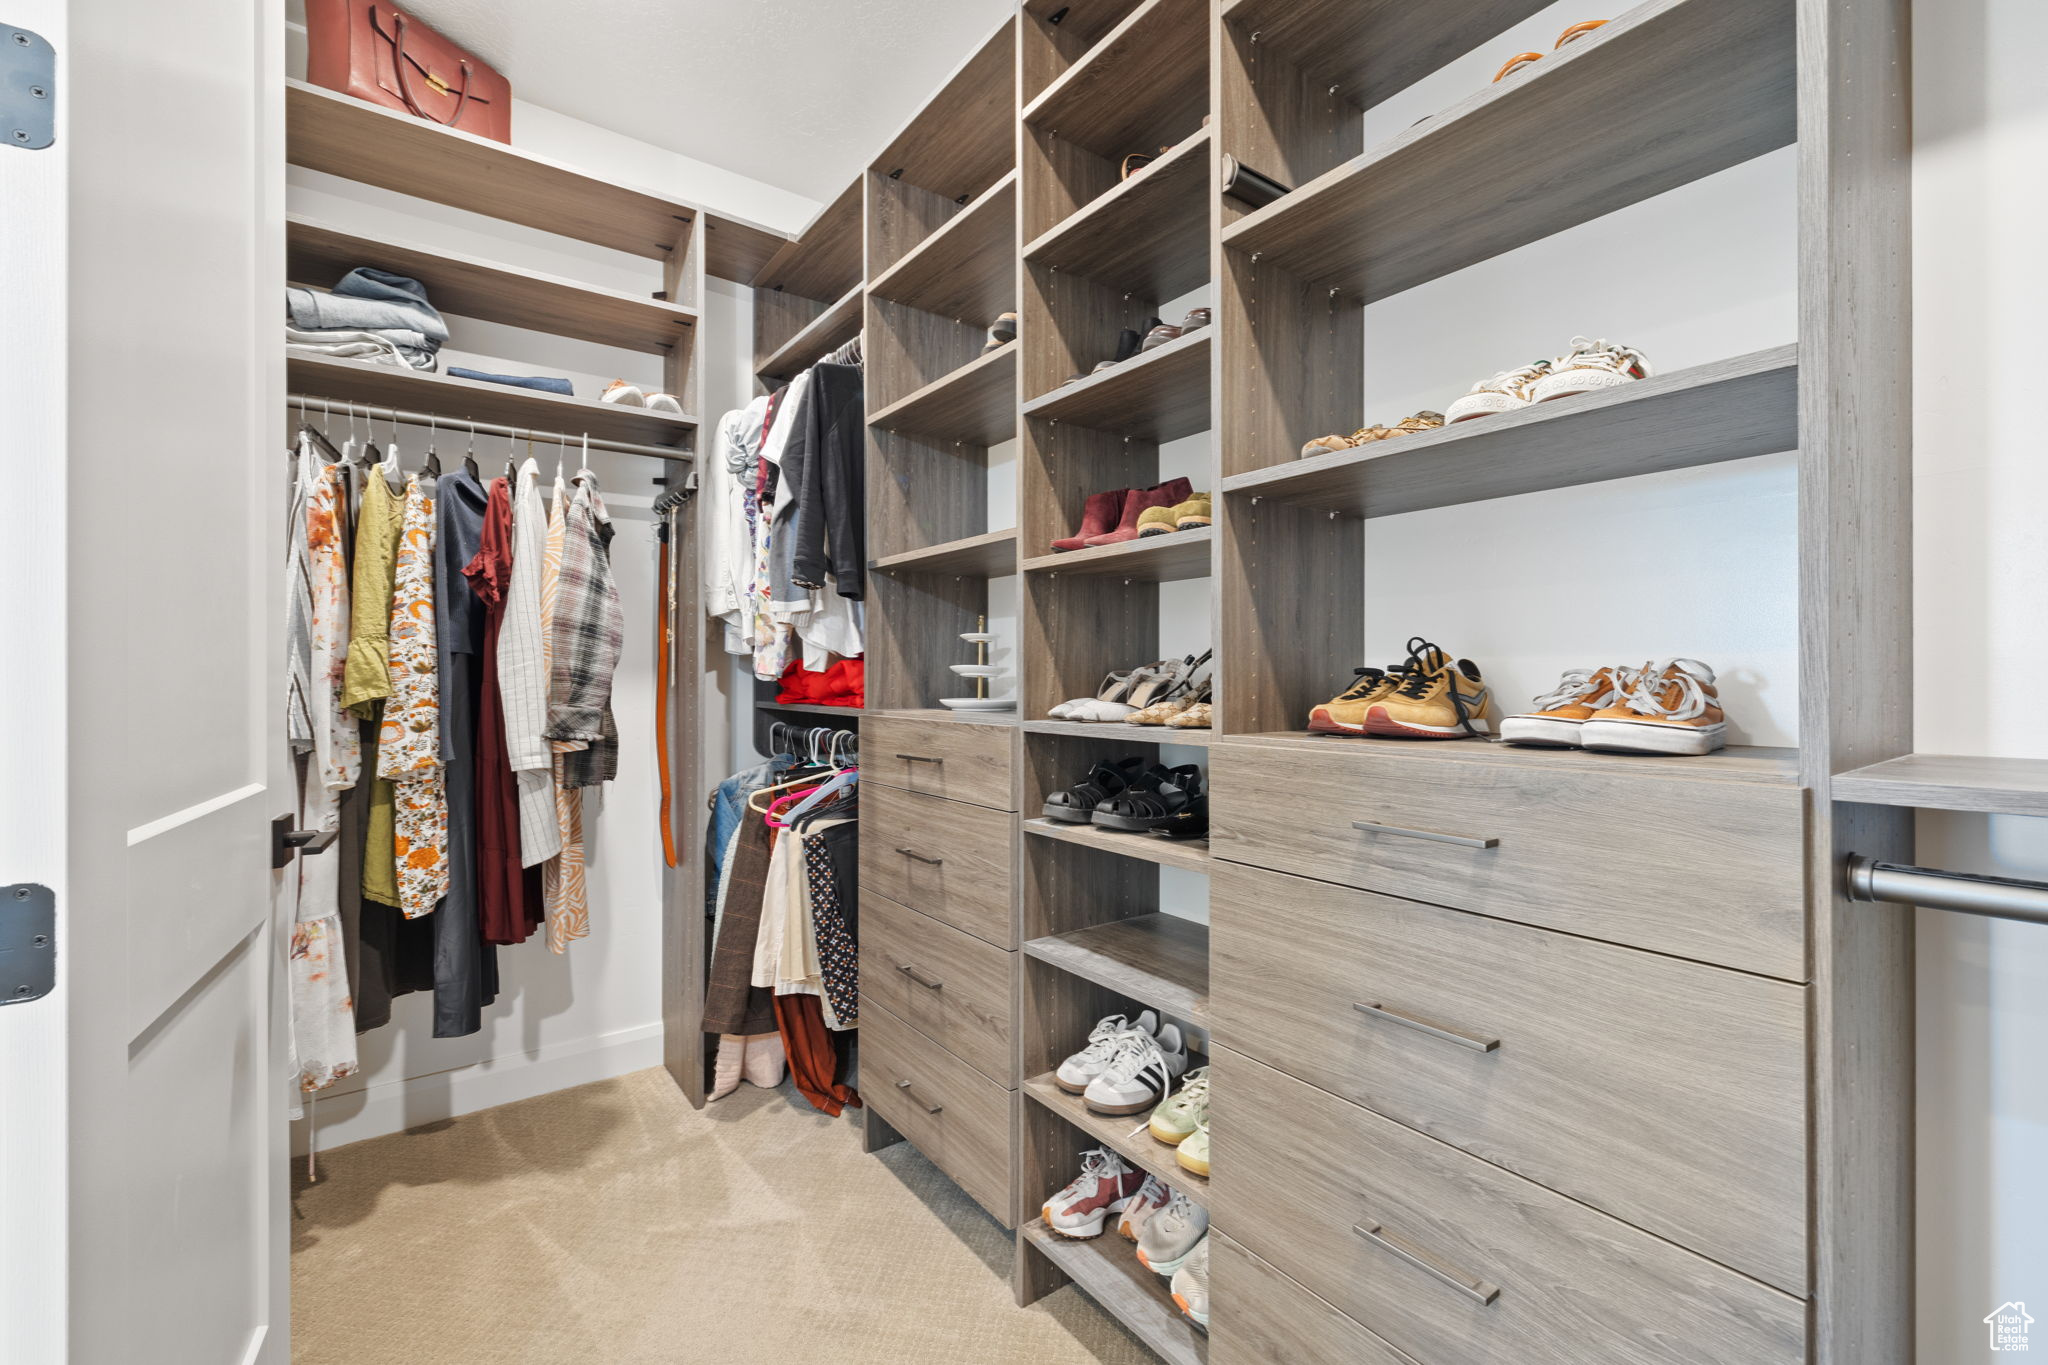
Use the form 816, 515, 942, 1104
447, 367, 574, 396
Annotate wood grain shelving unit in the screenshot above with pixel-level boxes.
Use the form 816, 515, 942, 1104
755, 284, 863, 384
1023, 913, 1210, 1025
871, 528, 1019, 577
1022, 129, 1212, 298
1021, 528, 1213, 583
866, 171, 1018, 324
1023, 1074, 1212, 1205
1023, 819, 1213, 873
868, 343, 1018, 446
1018, 1224, 1207, 1365
1831, 755, 2048, 817
1023, 329, 1212, 443
754, 181, 865, 386
1021, 719, 1214, 747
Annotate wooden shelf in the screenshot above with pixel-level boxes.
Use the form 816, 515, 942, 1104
757, 284, 864, 381
1022, 527, 1213, 583
1024, 914, 1209, 1025
868, 343, 1018, 447
1022, 0, 1211, 161
1024, 128, 1212, 299
1024, 1074, 1211, 1207
755, 701, 864, 720
1223, 345, 1796, 514
870, 21, 1017, 201
753, 179, 864, 300
872, 528, 1019, 577
1024, 720, 1214, 747
284, 79, 785, 281
1220, 0, 1796, 300
1023, 329, 1212, 443
875, 707, 1022, 726
1219, 0, 1553, 98
286, 214, 697, 355
1019, 1222, 1208, 1365
1222, 733, 1802, 786
868, 170, 1018, 323
285, 353, 695, 452
1831, 755, 2048, 818
1025, 819, 1213, 873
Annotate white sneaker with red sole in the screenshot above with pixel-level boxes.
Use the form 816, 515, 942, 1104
1042, 1148, 1146, 1239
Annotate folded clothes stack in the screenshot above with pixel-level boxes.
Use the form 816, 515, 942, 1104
286, 267, 446, 371
776, 658, 863, 709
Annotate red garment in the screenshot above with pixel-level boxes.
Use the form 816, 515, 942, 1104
773, 993, 860, 1117
775, 658, 863, 708
465, 478, 541, 945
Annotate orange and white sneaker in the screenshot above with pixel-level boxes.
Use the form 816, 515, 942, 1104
1578, 658, 1726, 755
1364, 648, 1491, 739
1527, 336, 1653, 404
1444, 359, 1554, 423
1501, 665, 1640, 748
1307, 636, 1435, 734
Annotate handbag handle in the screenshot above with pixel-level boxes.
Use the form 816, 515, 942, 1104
381, 7, 475, 129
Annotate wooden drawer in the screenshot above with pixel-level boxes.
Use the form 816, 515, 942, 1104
859, 992, 1014, 1226
1211, 1048, 1806, 1365
864, 714, 1016, 810
860, 782, 1014, 948
1211, 862, 1808, 1295
1208, 741, 1807, 979
1211, 1233, 1419, 1365
860, 893, 1014, 1088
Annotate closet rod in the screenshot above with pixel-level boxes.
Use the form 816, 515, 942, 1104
1845, 854, 2048, 926
285, 393, 693, 462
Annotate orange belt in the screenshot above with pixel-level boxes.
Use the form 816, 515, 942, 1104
655, 528, 678, 868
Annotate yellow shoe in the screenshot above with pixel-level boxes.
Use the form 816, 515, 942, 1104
1306, 636, 1432, 734
1579, 658, 1726, 755
1362, 647, 1491, 739
1501, 664, 1640, 748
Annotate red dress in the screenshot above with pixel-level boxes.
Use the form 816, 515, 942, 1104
465, 478, 541, 944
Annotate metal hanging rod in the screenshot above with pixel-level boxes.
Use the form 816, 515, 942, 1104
285, 393, 693, 463
1845, 854, 2048, 926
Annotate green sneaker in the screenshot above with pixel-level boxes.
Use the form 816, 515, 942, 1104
1149, 1067, 1209, 1145
1177, 1113, 1210, 1178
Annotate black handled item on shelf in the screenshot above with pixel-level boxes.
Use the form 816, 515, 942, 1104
1221, 155, 1293, 211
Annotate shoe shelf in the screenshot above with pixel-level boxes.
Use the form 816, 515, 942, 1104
1021, 0, 1210, 162
1022, 0, 1154, 105
1219, 732, 1803, 786
1218, 0, 1553, 97
873, 707, 1022, 727
1830, 754, 2048, 818
866, 170, 1019, 324
1024, 1073, 1213, 1208
285, 353, 696, 453
871, 528, 1020, 578
1023, 128, 1212, 300
867, 342, 1019, 447
1219, 0, 1796, 301
1018, 1223, 1209, 1365
1025, 818, 1213, 874
1023, 330, 1212, 445
1221, 344, 1797, 510
1023, 719, 1215, 748
756, 283, 865, 383
1021, 527, 1214, 584
754, 700, 865, 720
1024, 913, 1211, 1026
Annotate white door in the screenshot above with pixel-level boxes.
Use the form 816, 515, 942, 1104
0, 2, 289, 1362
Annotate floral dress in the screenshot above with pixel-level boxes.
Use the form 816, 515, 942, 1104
376, 473, 448, 917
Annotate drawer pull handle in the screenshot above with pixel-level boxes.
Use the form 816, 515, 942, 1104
1350, 819, 1499, 850
895, 1078, 943, 1114
899, 963, 945, 990
896, 848, 945, 866
1354, 1001, 1500, 1053
895, 753, 944, 763
1355, 1221, 1501, 1307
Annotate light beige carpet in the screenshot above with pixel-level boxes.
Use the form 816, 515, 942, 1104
291, 1068, 1154, 1365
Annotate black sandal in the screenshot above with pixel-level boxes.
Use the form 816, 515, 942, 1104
1091, 764, 1206, 838
1043, 756, 1146, 824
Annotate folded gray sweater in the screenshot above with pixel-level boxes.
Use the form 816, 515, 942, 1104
287, 266, 448, 345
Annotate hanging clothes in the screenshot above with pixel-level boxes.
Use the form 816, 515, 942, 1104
378, 472, 449, 918
538, 467, 572, 940
500, 457, 562, 870
705, 396, 769, 655
466, 476, 542, 945
342, 461, 405, 910
703, 804, 780, 1037
803, 818, 859, 1030
773, 994, 860, 1118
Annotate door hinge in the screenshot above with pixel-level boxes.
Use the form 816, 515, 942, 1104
2, 25, 55, 151
0, 884, 55, 1005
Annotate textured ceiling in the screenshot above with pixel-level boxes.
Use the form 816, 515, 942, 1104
400, 0, 1015, 207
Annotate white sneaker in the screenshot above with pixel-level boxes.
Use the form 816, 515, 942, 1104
1170, 1235, 1210, 1330
1055, 1010, 1158, 1094
1443, 358, 1554, 423
1526, 335, 1653, 403
1137, 1191, 1209, 1275
600, 379, 646, 406
1042, 1147, 1146, 1239
1083, 1022, 1188, 1115
645, 391, 684, 414
1116, 1174, 1172, 1243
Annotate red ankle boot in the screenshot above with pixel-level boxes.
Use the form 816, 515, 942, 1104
1053, 488, 1129, 552
1085, 477, 1193, 547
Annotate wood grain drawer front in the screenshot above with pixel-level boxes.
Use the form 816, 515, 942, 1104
1211, 862, 1808, 1296
859, 783, 1014, 948
1208, 742, 1807, 979
1211, 1233, 1421, 1365
1211, 1048, 1806, 1365
860, 893, 1014, 1088
859, 993, 1014, 1226
863, 715, 1017, 810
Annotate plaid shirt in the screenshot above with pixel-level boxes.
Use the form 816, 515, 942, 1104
546, 477, 624, 789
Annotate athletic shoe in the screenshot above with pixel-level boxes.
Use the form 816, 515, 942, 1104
1136, 1191, 1209, 1275
1501, 665, 1640, 748
1444, 358, 1552, 423
1306, 635, 1434, 734
1083, 1023, 1188, 1115
1363, 646, 1491, 739
1527, 335, 1653, 404
1170, 1235, 1210, 1330
1055, 1010, 1159, 1095
1042, 1147, 1147, 1239
1176, 1113, 1210, 1177
1148, 1066, 1209, 1145
1116, 1174, 1173, 1243
600, 379, 646, 406
1579, 658, 1727, 755
644, 391, 685, 414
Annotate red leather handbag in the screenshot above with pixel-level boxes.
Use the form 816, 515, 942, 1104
304, 0, 511, 144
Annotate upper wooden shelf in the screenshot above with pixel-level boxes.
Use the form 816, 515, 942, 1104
871, 528, 1019, 578
1024, 329, 1212, 444
753, 179, 864, 301
286, 214, 698, 356
757, 284, 863, 382
868, 342, 1018, 448
1025, 818, 1213, 873
1831, 755, 2048, 818
1219, 0, 1553, 99
1220, 0, 1796, 300
1221, 732, 1802, 786
284, 79, 787, 281
286, 353, 694, 453
756, 700, 865, 720
1223, 345, 1797, 516
1024, 128, 1212, 300
869, 19, 1017, 202
867, 170, 1018, 324
1023, 719, 1215, 748
1018, 1224, 1207, 1365
1022, 527, 1213, 584
1022, 0, 1210, 160
1024, 913, 1210, 1025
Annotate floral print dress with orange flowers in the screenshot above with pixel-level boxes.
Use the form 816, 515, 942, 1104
376, 473, 449, 918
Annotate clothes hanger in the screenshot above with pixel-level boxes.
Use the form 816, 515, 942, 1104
422, 412, 441, 479
463, 420, 480, 482
297, 396, 343, 463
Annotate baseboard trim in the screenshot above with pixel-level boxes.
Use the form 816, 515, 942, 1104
290, 1022, 665, 1155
